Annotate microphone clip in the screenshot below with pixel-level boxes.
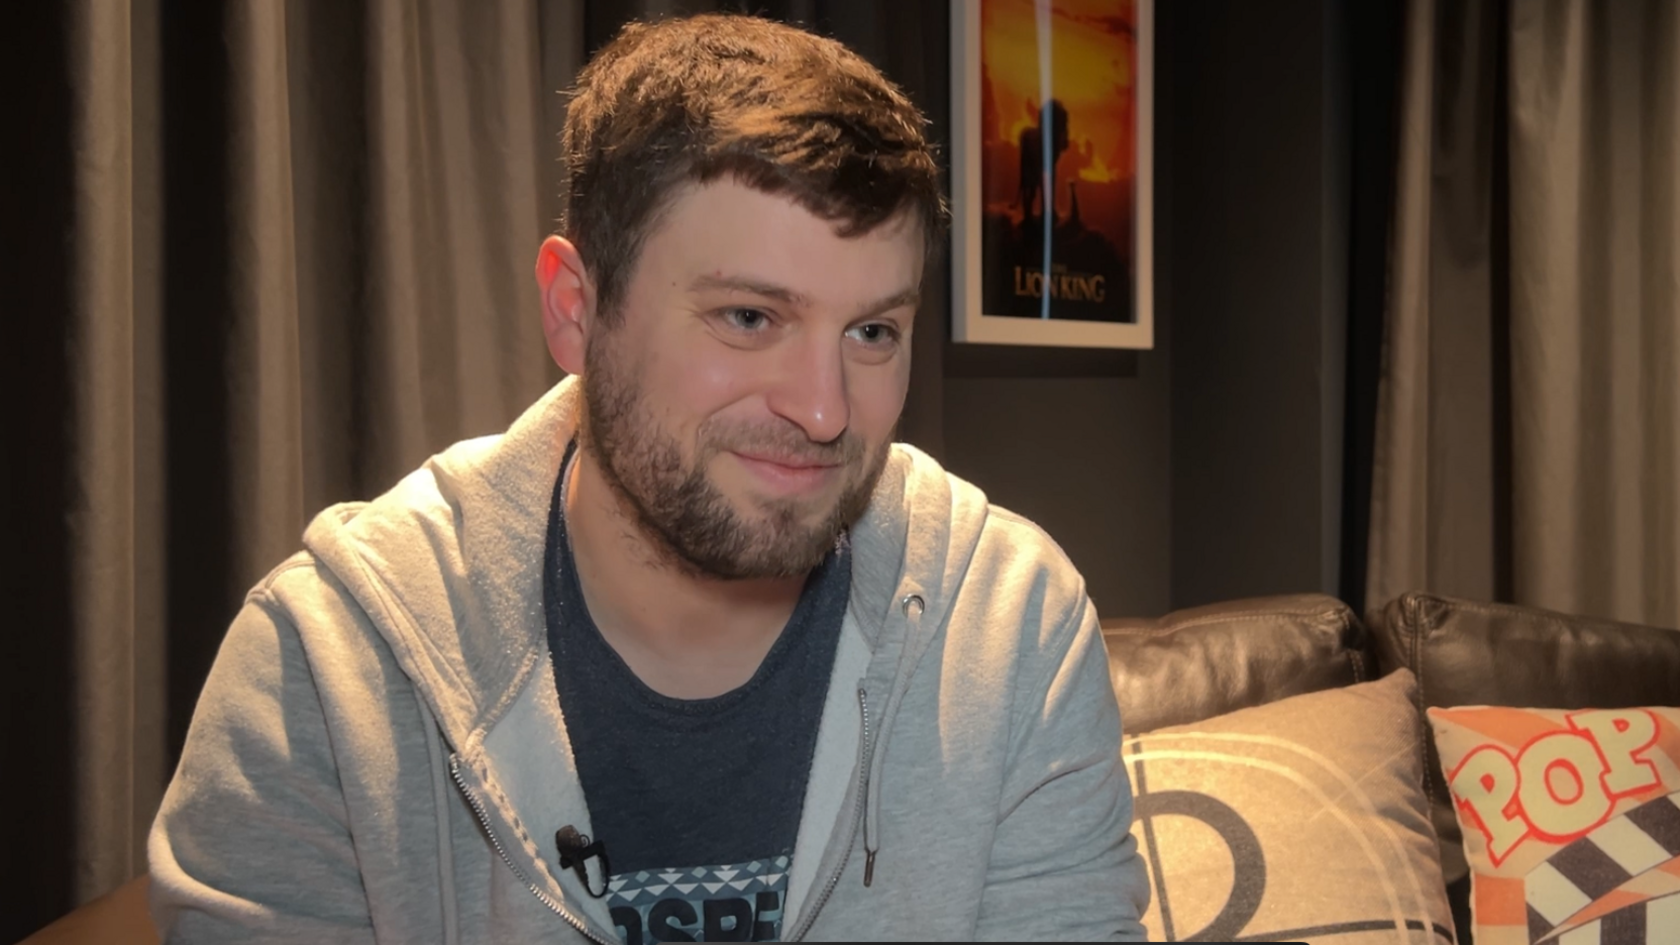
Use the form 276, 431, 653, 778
555, 825, 611, 898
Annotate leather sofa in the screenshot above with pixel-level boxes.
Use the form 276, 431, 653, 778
19, 592, 1680, 944
1103, 591, 1680, 943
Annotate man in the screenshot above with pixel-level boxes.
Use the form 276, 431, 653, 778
149, 13, 1148, 943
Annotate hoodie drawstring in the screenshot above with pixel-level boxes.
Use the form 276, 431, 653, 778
861, 592, 926, 888
858, 686, 877, 886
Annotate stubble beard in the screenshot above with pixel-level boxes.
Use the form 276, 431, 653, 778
580, 331, 891, 581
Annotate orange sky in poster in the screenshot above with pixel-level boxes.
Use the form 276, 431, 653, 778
980, 0, 1137, 241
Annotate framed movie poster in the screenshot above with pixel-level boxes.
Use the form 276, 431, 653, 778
950, 0, 1153, 348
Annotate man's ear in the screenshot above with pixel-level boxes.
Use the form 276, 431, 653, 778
536, 235, 593, 375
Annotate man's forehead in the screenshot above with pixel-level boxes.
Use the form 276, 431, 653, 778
652, 178, 925, 249
641, 180, 925, 296
686, 272, 921, 318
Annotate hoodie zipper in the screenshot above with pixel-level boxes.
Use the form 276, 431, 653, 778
448, 758, 612, 945
785, 686, 873, 941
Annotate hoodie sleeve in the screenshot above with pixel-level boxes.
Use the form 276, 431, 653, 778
148, 593, 376, 944
973, 593, 1150, 942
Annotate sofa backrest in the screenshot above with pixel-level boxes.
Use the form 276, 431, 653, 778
1368, 591, 1680, 885
1100, 592, 1373, 735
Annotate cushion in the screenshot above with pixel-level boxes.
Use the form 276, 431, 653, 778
1370, 593, 1680, 886
1123, 668, 1454, 943
1103, 593, 1372, 735
1428, 705, 1680, 945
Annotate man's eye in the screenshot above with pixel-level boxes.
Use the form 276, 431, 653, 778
722, 308, 771, 331
847, 323, 900, 346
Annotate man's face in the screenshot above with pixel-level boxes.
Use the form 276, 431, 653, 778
581, 179, 923, 580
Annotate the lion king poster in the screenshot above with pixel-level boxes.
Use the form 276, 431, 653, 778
952, 0, 1153, 348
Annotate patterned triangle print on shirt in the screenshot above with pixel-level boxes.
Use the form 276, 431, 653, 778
607, 857, 790, 945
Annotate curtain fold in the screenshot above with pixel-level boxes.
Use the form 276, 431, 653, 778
1506, 0, 1680, 623
1368, 0, 1506, 614
1370, 0, 1680, 628
226, 0, 309, 592
66, 0, 169, 910
15, 2, 578, 935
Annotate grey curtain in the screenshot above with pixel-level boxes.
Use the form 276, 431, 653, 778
8, 0, 572, 937
1368, 0, 1680, 627
5, 1, 949, 938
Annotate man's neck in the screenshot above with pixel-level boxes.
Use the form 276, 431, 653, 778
563, 446, 808, 700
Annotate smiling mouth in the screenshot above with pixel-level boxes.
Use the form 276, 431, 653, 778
729, 451, 842, 492
735, 451, 839, 470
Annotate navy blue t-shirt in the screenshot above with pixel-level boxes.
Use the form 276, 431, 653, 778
544, 449, 849, 943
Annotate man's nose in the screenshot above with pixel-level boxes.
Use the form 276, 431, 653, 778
764, 335, 850, 445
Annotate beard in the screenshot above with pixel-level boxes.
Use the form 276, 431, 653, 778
580, 331, 890, 581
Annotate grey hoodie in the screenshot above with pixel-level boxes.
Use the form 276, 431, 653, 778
148, 377, 1150, 942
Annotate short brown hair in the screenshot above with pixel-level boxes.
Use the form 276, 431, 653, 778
559, 13, 948, 318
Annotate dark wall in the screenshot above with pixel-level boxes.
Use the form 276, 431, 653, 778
1162, 0, 1352, 609
942, 0, 1354, 618
943, 358, 1174, 619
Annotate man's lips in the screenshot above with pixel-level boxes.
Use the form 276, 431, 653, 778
729, 451, 843, 492
732, 451, 841, 470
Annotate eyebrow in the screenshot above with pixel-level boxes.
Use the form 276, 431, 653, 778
689, 274, 920, 320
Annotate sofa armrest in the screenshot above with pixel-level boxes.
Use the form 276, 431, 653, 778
17, 875, 156, 945
1369, 591, 1680, 884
